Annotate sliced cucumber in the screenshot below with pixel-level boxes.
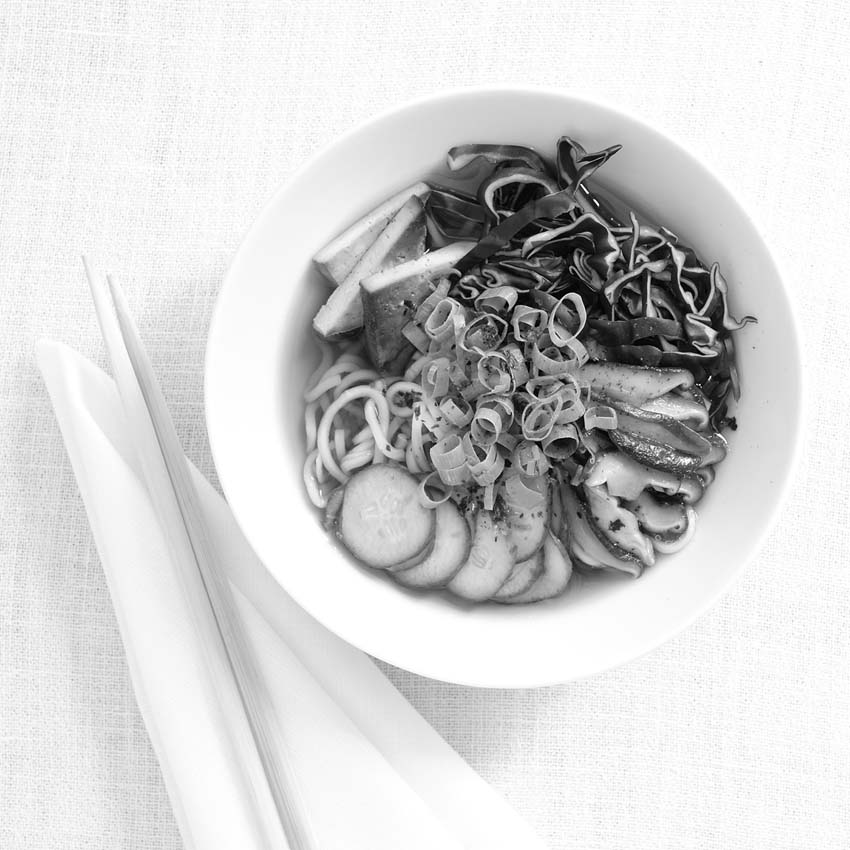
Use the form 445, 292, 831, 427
491, 549, 544, 600
337, 465, 435, 570
505, 496, 548, 562
313, 182, 431, 285
392, 500, 471, 589
500, 532, 572, 604
447, 510, 516, 602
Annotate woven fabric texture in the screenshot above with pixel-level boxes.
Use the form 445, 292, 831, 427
1, 1, 848, 848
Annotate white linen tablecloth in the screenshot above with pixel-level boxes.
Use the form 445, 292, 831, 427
1, 1, 848, 848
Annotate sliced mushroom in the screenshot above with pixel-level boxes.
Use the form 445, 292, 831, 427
582, 484, 655, 567
608, 429, 703, 475
625, 491, 688, 538
695, 465, 715, 488
584, 450, 704, 504
653, 507, 697, 554
597, 394, 719, 474
703, 432, 728, 465
578, 362, 695, 405
609, 401, 712, 458
623, 491, 698, 555
679, 384, 711, 407
640, 392, 710, 431
558, 481, 643, 577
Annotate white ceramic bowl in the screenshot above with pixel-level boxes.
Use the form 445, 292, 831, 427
206, 88, 802, 688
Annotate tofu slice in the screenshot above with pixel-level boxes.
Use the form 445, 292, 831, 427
313, 195, 427, 338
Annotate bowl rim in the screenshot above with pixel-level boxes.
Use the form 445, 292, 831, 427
205, 85, 805, 687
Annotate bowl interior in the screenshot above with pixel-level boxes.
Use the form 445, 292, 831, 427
206, 89, 800, 687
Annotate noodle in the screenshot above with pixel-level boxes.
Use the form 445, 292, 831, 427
352, 424, 373, 445
333, 429, 347, 465
304, 372, 342, 403
303, 449, 327, 508
408, 409, 430, 472
316, 385, 393, 483
364, 399, 405, 462
386, 416, 406, 441
340, 441, 375, 475
304, 400, 320, 452
334, 368, 381, 396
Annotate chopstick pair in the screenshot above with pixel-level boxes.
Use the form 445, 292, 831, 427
83, 258, 314, 850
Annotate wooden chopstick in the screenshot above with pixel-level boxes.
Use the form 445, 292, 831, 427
83, 257, 314, 850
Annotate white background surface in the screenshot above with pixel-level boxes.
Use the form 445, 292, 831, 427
1, 1, 848, 848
